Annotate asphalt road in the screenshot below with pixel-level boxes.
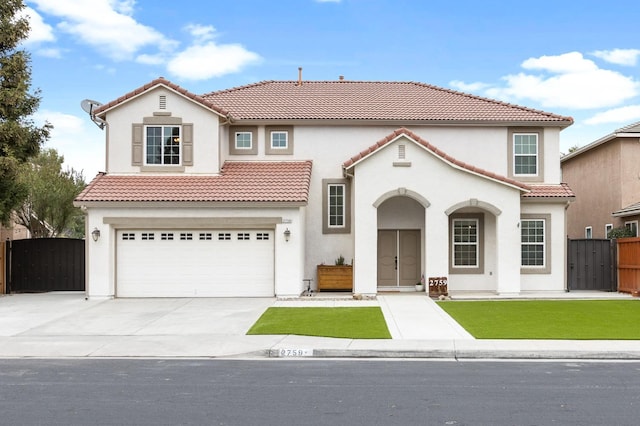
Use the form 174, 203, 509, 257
1, 359, 639, 425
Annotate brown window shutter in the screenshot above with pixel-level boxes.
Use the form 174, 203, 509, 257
182, 123, 193, 166
132, 123, 143, 166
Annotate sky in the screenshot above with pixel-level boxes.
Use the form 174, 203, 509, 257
19, 0, 640, 180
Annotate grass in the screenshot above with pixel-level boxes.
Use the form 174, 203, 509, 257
437, 300, 640, 339
247, 307, 392, 339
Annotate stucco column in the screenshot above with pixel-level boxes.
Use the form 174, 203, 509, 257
495, 209, 521, 295
353, 201, 377, 295
425, 209, 449, 279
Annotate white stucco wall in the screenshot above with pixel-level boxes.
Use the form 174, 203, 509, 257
350, 135, 524, 295
520, 202, 568, 292
103, 87, 221, 174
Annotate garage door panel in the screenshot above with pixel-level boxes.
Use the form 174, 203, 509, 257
117, 230, 274, 297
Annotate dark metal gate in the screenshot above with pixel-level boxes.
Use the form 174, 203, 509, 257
567, 239, 616, 291
6, 238, 85, 293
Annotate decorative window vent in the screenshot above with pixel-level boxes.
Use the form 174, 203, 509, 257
398, 144, 406, 160
159, 95, 167, 110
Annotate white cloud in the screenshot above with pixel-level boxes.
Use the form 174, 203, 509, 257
456, 52, 639, 110
166, 25, 261, 81
592, 48, 640, 66
584, 105, 640, 125
449, 80, 490, 93
28, 0, 177, 61
35, 110, 105, 178
21, 6, 55, 44
36, 47, 62, 58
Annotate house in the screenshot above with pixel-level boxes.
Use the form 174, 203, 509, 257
74, 76, 575, 299
561, 122, 640, 239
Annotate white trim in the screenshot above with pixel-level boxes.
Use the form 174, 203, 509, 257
585, 226, 592, 239
625, 220, 639, 237
144, 124, 182, 166
513, 133, 539, 177
452, 218, 479, 268
605, 223, 613, 238
270, 130, 289, 149
234, 131, 253, 150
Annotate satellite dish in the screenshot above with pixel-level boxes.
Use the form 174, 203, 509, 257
80, 99, 106, 130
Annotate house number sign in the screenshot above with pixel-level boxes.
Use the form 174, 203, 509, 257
277, 348, 313, 357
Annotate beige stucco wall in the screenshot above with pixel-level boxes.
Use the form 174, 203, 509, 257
562, 138, 640, 238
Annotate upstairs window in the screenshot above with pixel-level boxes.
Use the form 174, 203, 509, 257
235, 132, 253, 150
146, 126, 180, 165
513, 133, 538, 176
270, 131, 288, 149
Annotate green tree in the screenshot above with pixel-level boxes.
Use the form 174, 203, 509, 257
0, 0, 51, 224
16, 149, 86, 238
607, 226, 635, 239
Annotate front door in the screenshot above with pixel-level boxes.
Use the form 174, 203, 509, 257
377, 230, 420, 288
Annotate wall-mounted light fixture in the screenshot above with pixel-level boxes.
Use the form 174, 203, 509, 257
91, 227, 101, 242
284, 228, 291, 242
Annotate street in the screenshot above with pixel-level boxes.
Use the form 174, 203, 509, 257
1, 359, 639, 425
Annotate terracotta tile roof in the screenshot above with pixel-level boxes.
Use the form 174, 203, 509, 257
93, 77, 229, 117
203, 80, 573, 124
75, 161, 312, 203
343, 128, 531, 191
522, 183, 575, 199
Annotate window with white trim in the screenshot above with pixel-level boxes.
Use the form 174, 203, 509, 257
585, 226, 593, 239
146, 125, 181, 165
270, 131, 288, 149
513, 133, 538, 176
328, 183, 345, 228
605, 224, 613, 239
625, 221, 638, 237
452, 219, 478, 267
235, 132, 252, 150
521, 219, 545, 266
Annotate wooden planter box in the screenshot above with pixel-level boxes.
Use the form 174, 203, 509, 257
317, 265, 353, 291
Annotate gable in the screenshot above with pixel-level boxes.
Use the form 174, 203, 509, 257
344, 128, 530, 193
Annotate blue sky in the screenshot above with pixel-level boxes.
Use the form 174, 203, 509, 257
20, 0, 640, 179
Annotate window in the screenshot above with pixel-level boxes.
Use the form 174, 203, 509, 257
218, 232, 231, 240
585, 226, 593, 239
513, 133, 538, 176
270, 131, 288, 149
625, 221, 639, 237
235, 132, 252, 150
122, 233, 135, 241
257, 233, 270, 240
605, 224, 613, 239
161, 233, 174, 241
180, 233, 193, 240
199, 232, 212, 240
229, 126, 258, 155
521, 219, 545, 267
141, 232, 154, 241
322, 179, 350, 234
265, 126, 293, 155
237, 233, 250, 240
328, 184, 345, 228
146, 125, 180, 165
452, 219, 478, 267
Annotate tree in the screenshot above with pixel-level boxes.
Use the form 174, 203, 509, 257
0, 0, 51, 224
16, 149, 86, 238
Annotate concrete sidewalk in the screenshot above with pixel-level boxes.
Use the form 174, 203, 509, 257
1, 292, 640, 360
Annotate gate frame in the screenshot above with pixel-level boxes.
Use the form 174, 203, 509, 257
567, 238, 617, 292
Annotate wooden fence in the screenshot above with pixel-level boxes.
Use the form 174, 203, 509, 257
617, 237, 640, 294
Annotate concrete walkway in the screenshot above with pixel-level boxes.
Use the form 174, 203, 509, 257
1, 292, 640, 360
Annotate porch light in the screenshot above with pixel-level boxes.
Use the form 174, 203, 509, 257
91, 227, 101, 242
284, 228, 291, 242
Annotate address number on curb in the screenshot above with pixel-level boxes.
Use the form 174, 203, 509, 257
278, 348, 313, 357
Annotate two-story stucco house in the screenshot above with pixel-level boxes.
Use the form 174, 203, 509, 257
74, 77, 575, 299
561, 121, 640, 239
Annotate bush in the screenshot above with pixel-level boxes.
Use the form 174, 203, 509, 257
607, 226, 635, 239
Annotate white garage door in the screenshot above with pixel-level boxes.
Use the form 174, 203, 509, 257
116, 229, 274, 297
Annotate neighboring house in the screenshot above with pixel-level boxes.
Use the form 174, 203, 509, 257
561, 122, 640, 239
74, 77, 574, 299
0, 217, 30, 241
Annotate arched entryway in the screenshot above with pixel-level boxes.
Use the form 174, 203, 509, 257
376, 195, 426, 290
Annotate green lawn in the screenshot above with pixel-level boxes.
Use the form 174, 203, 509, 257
437, 300, 640, 339
247, 307, 392, 339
